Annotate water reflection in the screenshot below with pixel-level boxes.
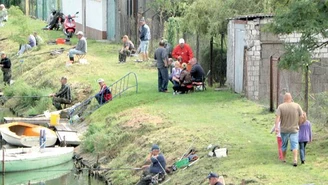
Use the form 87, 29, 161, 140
0, 161, 105, 185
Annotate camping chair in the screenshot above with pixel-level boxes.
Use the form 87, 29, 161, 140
76, 53, 86, 63
192, 70, 211, 91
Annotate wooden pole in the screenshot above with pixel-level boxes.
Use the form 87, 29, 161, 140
276, 58, 280, 109
2, 147, 4, 174
209, 36, 213, 87
270, 56, 274, 112
25, 0, 29, 16
304, 65, 309, 114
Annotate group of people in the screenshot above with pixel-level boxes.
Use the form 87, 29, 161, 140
274, 93, 312, 166
137, 144, 225, 185
155, 38, 205, 94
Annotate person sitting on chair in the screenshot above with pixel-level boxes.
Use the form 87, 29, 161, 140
138, 145, 166, 185
119, 35, 135, 63
95, 78, 112, 105
190, 58, 205, 82
68, 31, 87, 64
49, 77, 72, 110
173, 63, 192, 95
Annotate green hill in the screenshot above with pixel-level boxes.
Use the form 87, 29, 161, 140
1, 8, 328, 185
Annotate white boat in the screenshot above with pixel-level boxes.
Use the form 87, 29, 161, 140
0, 122, 57, 147
0, 147, 74, 172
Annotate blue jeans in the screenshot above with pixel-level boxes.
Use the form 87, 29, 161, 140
95, 93, 106, 105
281, 132, 299, 151
299, 142, 307, 162
158, 68, 168, 92
69, 49, 85, 58
18, 44, 32, 55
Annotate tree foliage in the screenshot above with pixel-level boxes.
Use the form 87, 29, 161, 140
270, 0, 328, 70
8, 6, 33, 45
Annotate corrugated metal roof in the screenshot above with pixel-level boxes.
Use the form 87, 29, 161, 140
229, 13, 274, 20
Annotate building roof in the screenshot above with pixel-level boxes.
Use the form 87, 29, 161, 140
229, 13, 274, 21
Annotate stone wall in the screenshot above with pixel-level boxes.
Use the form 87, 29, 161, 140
227, 17, 328, 103
244, 18, 261, 100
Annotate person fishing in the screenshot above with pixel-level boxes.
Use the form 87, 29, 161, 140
94, 78, 112, 105
138, 144, 167, 185
49, 77, 72, 110
0, 51, 11, 86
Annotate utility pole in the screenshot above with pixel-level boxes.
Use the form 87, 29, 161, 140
25, 0, 29, 16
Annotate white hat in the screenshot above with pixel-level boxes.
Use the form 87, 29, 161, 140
76, 31, 84, 36
97, 78, 105, 83
179, 38, 185, 44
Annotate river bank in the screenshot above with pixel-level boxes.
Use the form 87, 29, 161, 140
1, 9, 328, 184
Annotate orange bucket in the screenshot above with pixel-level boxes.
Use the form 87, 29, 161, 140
56, 38, 66, 44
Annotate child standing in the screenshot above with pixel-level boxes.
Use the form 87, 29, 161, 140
299, 112, 312, 164
271, 122, 283, 160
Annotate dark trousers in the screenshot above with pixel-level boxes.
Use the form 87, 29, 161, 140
173, 84, 189, 94
2, 68, 11, 85
118, 50, 131, 62
95, 93, 107, 105
299, 142, 308, 162
158, 67, 168, 92
53, 97, 71, 110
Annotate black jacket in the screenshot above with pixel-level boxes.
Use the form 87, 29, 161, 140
0, 57, 11, 69
190, 63, 205, 82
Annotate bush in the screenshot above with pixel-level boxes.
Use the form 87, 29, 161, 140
3, 80, 52, 116
201, 41, 227, 86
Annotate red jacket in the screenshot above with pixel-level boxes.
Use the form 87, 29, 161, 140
99, 84, 112, 101
172, 44, 194, 64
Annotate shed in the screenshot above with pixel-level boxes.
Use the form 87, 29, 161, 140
227, 14, 328, 106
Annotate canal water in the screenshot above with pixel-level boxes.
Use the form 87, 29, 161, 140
0, 161, 106, 185
0, 106, 105, 185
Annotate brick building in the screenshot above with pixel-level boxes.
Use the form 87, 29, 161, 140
227, 14, 328, 105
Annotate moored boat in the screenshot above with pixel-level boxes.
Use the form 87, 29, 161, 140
0, 122, 57, 147
0, 147, 74, 172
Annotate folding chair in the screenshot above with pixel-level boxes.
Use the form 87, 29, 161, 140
193, 70, 211, 91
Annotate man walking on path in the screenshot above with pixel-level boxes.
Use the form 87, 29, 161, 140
0, 52, 11, 86
154, 40, 169, 92
68, 31, 87, 64
49, 77, 72, 110
275, 93, 303, 166
138, 17, 151, 62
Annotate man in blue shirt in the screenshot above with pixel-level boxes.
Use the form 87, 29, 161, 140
138, 17, 151, 62
138, 145, 166, 185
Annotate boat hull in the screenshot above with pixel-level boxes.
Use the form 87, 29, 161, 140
0, 122, 57, 147
0, 147, 74, 172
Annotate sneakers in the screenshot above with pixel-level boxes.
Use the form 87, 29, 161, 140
293, 160, 298, 167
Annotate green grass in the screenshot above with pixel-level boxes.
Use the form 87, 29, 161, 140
1, 9, 328, 185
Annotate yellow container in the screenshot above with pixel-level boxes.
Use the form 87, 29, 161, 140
50, 113, 60, 126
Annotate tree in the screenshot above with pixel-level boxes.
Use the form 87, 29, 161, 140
269, 0, 328, 113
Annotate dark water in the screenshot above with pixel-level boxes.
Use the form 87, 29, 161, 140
0, 161, 105, 185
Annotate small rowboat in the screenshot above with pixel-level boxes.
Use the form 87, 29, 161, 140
0, 122, 57, 147
0, 147, 74, 172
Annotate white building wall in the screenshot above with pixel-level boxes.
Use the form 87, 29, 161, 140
86, 0, 106, 31
61, 0, 82, 25
226, 21, 235, 89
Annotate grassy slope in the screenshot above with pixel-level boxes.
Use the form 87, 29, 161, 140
1, 13, 328, 185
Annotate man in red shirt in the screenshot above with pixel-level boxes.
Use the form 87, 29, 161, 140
172, 38, 194, 65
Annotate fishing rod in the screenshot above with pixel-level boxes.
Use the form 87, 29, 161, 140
2, 95, 50, 98
179, 137, 196, 161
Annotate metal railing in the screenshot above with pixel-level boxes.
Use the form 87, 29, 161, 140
110, 72, 138, 99
69, 72, 138, 123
